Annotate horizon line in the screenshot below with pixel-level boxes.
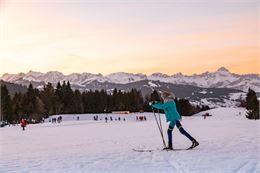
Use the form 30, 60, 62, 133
1, 67, 260, 77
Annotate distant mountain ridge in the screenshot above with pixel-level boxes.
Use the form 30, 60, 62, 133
1, 67, 259, 92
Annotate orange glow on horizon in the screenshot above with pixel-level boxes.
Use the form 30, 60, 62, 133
0, 0, 258, 76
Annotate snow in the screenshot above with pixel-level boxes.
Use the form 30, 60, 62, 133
199, 90, 207, 94
200, 98, 217, 108
1, 108, 259, 173
148, 81, 158, 87
229, 92, 246, 100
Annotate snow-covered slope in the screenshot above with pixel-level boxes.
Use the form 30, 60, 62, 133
1, 108, 259, 173
1, 67, 259, 92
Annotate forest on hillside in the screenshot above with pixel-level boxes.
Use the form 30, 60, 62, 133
1, 81, 210, 123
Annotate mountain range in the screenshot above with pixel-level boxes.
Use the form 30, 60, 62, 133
1, 67, 259, 108
1, 67, 259, 92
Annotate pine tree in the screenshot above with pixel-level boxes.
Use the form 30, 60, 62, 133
150, 90, 161, 102
54, 82, 63, 114
143, 95, 151, 112
175, 99, 193, 116
99, 89, 108, 113
40, 83, 56, 117
71, 90, 83, 114
23, 84, 37, 119
12, 92, 24, 121
1, 85, 13, 122
246, 88, 259, 120
33, 97, 46, 122
63, 81, 74, 113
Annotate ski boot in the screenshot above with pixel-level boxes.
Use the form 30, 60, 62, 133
187, 140, 199, 150
163, 144, 173, 150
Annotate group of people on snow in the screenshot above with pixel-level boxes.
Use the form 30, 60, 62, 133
136, 116, 147, 121
94, 115, 126, 122
50, 116, 62, 123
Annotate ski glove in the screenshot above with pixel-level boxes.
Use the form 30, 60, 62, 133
149, 101, 158, 106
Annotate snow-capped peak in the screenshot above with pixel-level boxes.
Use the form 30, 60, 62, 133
217, 67, 230, 73
23, 71, 44, 82
171, 72, 184, 78
102, 72, 147, 84
214, 67, 232, 77
1, 72, 25, 81
149, 73, 170, 78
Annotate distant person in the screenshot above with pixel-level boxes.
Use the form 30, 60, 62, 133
93, 116, 99, 121
57, 116, 62, 123
151, 91, 199, 150
20, 118, 27, 131
52, 118, 57, 123
105, 117, 108, 123
118, 117, 121, 121
136, 116, 139, 121
77, 116, 80, 121
110, 117, 113, 121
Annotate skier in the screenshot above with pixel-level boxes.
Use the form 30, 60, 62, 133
151, 91, 199, 150
20, 118, 27, 131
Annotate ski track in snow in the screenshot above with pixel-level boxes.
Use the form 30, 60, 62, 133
0, 108, 259, 173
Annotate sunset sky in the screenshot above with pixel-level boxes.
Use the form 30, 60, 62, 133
0, 0, 259, 76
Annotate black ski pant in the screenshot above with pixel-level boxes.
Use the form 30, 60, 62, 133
167, 120, 195, 147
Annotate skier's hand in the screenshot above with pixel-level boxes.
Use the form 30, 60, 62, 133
149, 101, 158, 106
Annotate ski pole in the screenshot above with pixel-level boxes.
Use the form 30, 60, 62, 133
157, 109, 166, 146
157, 109, 163, 133
152, 108, 166, 148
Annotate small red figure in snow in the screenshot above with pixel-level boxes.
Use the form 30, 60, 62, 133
20, 118, 27, 131
202, 113, 212, 119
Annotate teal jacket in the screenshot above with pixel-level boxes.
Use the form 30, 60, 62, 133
152, 99, 181, 122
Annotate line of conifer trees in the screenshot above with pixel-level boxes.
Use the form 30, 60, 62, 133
1, 81, 208, 123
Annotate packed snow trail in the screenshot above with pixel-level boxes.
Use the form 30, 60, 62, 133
0, 108, 259, 173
